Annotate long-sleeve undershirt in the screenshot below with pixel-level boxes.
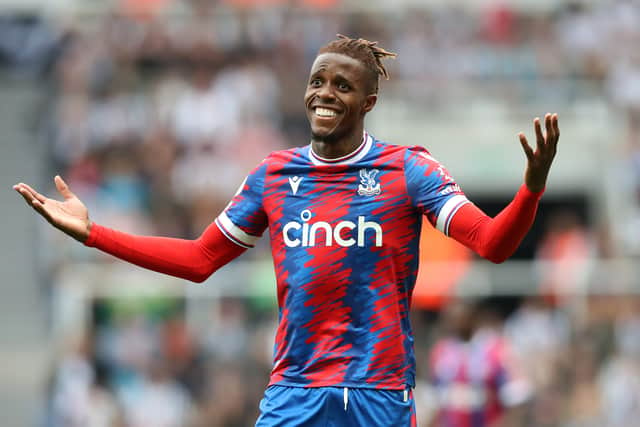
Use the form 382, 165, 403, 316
84, 184, 542, 282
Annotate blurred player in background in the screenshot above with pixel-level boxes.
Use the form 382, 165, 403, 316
14, 35, 559, 426
426, 300, 531, 427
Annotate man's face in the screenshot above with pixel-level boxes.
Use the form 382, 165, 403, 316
304, 53, 377, 143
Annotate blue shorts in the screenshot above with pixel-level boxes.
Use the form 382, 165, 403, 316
255, 385, 416, 427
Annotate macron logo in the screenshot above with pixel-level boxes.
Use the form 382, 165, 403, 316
288, 176, 303, 195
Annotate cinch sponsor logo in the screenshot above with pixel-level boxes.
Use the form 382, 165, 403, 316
283, 210, 383, 248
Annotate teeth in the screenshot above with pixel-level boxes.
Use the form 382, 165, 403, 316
315, 107, 337, 118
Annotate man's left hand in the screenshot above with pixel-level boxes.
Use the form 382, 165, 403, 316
519, 113, 560, 193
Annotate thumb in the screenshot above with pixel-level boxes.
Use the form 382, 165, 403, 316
519, 133, 535, 163
54, 175, 75, 200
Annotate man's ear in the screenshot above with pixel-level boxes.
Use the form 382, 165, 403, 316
363, 94, 377, 114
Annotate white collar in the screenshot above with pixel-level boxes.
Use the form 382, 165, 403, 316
309, 131, 373, 166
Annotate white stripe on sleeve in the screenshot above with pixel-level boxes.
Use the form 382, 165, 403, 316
215, 211, 260, 248
435, 195, 470, 236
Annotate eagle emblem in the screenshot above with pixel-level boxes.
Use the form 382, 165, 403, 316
357, 169, 381, 196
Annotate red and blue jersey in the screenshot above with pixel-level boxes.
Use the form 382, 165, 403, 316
215, 132, 469, 389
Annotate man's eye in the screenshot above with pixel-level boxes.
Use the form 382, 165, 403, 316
338, 83, 350, 91
311, 79, 322, 87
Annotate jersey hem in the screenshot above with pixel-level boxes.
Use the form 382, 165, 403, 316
268, 379, 415, 390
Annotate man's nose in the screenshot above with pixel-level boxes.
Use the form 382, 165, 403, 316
317, 84, 336, 101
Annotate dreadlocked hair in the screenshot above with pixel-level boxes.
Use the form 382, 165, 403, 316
318, 34, 397, 93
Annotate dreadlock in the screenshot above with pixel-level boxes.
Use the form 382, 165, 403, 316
318, 34, 397, 93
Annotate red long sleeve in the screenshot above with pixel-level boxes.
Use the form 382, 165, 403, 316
447, 185, 543, 263
84, 221, 246, 283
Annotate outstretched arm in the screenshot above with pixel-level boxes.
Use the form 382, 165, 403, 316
13, 176, 245, 282
84, 222, 245, 283
448, 113, 560, 262
448, 185, 542, 263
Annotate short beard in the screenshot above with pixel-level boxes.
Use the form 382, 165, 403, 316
310, 123, 358, 145
310, 130, 342, 144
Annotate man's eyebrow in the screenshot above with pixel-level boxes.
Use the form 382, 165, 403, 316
311, 65, 328, 74
334, 72, 356, 84
309, 67, 356, 84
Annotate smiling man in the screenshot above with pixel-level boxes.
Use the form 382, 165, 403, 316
14, 35, 559, 426
305, 41, 382, 158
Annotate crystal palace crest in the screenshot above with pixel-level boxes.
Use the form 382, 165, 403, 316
357, 169, 381, 196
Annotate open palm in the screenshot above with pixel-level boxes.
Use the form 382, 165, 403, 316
13, 176, 91, 242
518, 113, 560, 193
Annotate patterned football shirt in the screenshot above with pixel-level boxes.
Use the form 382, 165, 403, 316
215, 131, 469, 389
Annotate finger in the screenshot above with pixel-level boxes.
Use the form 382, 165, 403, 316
534, 117, 544, 150
14, 185, 36, 205
31, 199, 54, 223
54, 175, 74, 200
545, 113, 553, 143
13, 183, 33, 198
552, 113, 560, 142
519, 133, 535, 162
18, 183, 47, 203
15, 184, 45, 206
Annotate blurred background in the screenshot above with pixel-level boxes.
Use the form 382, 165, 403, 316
2, 0, 640, 425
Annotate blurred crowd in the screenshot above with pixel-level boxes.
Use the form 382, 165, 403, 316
36, 0, 640, 248
2, 0, 636, 426
43, 297, 275, 427
415, 294, 640, 427
43, 294, 640, 426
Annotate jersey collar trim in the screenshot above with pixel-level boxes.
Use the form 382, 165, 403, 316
308, 131, 372, 166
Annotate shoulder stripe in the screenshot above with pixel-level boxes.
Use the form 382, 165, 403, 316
436, 195, 470, 236
215, 212, 259, 248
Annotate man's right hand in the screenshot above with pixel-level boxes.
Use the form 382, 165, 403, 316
13, 176, 91, 243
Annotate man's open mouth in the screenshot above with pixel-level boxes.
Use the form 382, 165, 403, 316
314, 107, 339, 118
